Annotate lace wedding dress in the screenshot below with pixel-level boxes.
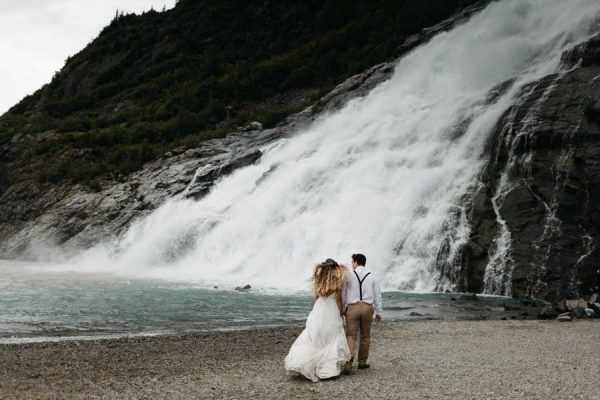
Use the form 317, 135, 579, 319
284, 293, 351, 381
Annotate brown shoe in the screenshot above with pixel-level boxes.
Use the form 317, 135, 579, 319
342, 361, 353, 375
358, 363, 370, 369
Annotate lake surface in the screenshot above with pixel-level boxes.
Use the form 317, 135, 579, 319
0, 261, 520, 343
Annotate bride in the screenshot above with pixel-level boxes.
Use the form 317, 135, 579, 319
284, 258, 351, 381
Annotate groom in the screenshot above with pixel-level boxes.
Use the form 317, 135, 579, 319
342, 253, 383, 374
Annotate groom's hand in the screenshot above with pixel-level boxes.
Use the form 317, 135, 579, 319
375, 314, 383, 323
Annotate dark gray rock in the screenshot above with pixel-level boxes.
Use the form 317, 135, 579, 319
536, 304, 558, 320
556, 299, 569, 313
441, 33, 600, 302
172, 147, 186, 155
235, 285, 252, 292
242, 121, 263, 132
565, 299, 588, 318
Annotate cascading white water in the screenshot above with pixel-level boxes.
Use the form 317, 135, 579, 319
68, 0, 600, 291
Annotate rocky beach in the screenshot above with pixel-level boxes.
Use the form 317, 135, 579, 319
1, 320, 598, 400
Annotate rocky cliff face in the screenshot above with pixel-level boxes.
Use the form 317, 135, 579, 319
444, 34, 600, 301
0, 4, 484, 259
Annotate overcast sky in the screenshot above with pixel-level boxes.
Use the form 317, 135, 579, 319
0, 0, 177, 115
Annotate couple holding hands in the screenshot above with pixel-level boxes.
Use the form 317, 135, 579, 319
285, 253, 384, 382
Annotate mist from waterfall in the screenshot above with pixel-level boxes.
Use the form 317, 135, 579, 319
64, 0, 600, 292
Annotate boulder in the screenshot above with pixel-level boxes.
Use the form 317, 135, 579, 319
589, 293, 598, 304
172, 147, 186, 155
585, 308, 596, 318
556, 299, 569, 313
537, 305, 558, 319
243, 121, 263, 131
590, 303, 600, 318
566, 299, 588, 317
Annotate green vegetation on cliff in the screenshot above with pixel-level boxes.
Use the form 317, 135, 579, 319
0, 0, 479, 185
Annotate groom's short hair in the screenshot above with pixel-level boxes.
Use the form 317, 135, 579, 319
352, 253, 366, 266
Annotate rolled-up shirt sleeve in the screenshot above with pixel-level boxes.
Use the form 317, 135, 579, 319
372, 278, 383, 315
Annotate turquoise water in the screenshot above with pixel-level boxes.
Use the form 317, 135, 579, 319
0, 263, 519, 343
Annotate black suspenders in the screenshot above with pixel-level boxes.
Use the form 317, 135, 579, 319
353, 270, 371, 300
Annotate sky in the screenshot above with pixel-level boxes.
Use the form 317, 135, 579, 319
0, 0, 177, 115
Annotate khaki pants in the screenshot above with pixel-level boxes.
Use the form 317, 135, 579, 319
346, 302, 373, 364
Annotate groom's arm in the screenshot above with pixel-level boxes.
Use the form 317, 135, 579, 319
336, 290, 344, 316
341, 284, 347, 315
373, 278, 383, 322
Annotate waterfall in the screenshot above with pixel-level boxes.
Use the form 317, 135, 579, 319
67, 0, 600, 291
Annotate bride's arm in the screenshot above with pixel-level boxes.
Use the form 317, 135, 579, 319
336, 290, 344, 316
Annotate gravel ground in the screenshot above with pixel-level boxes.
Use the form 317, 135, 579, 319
0, 320, 598, 399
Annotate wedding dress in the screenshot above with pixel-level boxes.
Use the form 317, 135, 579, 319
284, 293, 351, 381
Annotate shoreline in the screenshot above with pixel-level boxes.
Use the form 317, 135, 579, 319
0, 305, 530, 346
0, 323, 301, 345
1, 319, 598, 399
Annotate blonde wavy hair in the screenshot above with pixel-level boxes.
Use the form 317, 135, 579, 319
311, 258, 348, 298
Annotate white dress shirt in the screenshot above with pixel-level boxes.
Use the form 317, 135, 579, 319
342, 265, 383, 315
